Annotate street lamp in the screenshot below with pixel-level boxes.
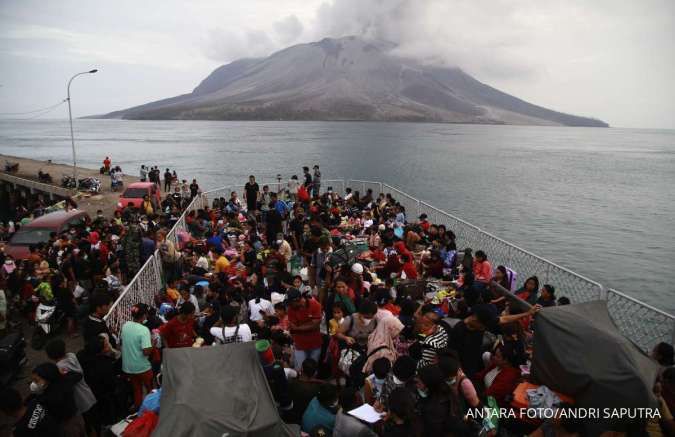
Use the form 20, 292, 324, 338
67, 69, 98, 189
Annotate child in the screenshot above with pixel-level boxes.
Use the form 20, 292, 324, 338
271, 302, 289, 332
328, 302, 345, 336
165, 279, 180, 303
292, 275, 313, 297
364, 357, 391, 405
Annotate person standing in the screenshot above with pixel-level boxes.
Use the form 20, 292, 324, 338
163, 168, 172, 192
103, 156, 111, 174
287, 289, 323, 371
139, 165, 148, 182
303, 166, 312, 188
244, 175, 260, 214
312, 165, 322, 198
189, 179, 200, 199
120, 304, 153, 410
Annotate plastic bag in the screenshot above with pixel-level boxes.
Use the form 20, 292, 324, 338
122, 411, 158, 437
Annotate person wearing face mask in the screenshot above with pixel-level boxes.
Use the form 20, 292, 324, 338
376, 355, 418, 411
438, 352, 481, 414
0, 387, 60, 437
335, 300, 378, 349
26, 362, 85, 436
417, 365, 471, 436
302, 384, 338, 435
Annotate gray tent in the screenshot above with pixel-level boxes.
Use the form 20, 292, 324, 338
532, 300, 659, 430
154, 342, 298, 437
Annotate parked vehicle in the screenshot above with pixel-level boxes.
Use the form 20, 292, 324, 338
117, 181, 162, 210
0, 332, 27, 389
4, 209, 90, 259
4, 161, 19, 172
38, 169, 53, 183
61, 175, 101, 193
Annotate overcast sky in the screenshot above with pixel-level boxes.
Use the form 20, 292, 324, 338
0, 0, 673, 128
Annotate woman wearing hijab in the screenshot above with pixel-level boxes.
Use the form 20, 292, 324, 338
363, 314, 404, 374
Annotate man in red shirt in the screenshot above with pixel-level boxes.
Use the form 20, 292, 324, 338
401, 253, 418, 280
287, 288, 323, 371
159, 302, 197, 348
418, 213, 431, 232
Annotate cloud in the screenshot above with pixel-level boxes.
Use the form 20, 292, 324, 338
203, 28, 276, 62
274, 15, 304, 44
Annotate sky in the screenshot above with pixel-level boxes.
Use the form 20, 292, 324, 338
0, 0, 673, 128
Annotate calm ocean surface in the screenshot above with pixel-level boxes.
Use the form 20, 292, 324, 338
1, 119, 674, 313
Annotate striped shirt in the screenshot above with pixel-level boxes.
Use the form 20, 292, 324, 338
418, 326, 449, 369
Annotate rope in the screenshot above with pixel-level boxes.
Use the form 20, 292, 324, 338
0, 99, 68, 119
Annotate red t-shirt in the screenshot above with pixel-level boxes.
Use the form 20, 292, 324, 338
159, 316, 195, 348
288, 298, 323, 351
402, 261, 418, 279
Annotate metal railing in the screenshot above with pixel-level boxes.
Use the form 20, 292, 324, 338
105, 179, 674, 351
0, 171, 75, 198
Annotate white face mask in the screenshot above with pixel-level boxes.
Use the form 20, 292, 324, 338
392, 375, 404, 385
29, 381, 44, 394
374, 377, 385, 385
417, 388, 429, 398
362, 317, 373, 326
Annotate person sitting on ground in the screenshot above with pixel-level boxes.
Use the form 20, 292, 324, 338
413, 310, 449, 369
376, 355, 418, 411
476, 342, 523, 408
515, 276, 540, 305
382, 387, 422, 437
472, 250, 492, 284
417, 364, 471, 436
333, 387, 378, 437
438, 352, 481, 412
364, 357, 392, 405
302, 384, 338, 435
176, 285, 200, 313
537, 284, 557, 307
286, 358, 325, 424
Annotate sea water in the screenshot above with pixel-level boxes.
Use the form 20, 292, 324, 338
1, 119, 673, 313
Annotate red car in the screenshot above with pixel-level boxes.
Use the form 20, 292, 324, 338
117, 182, 162, 211
4, 209, 90, 260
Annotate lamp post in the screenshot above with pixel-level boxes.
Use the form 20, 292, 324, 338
67, 69, 97, 189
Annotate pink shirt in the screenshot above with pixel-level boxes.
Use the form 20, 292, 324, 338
473, 260, 493, 283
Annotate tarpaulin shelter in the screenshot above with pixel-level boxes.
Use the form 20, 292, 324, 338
153, 342, 298, 437
532, 300, 659, 431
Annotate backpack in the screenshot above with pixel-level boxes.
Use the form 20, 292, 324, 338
217, 324, 241, 344
338, 344, 388, 389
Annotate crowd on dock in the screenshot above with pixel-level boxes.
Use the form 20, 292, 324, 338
0, 164, 674, 437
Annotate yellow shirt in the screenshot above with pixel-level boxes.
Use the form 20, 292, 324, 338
328, 318, 341, 336
215, 255, 230, 273
166, 287, 180, 302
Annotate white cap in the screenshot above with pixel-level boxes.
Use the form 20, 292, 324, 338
351, 263, 364, 274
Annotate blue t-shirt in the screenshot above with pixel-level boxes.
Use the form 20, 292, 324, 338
275, 200, 289, 217
302, 397, 336, 433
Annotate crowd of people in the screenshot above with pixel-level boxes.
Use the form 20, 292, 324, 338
0, 165, 673, 437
